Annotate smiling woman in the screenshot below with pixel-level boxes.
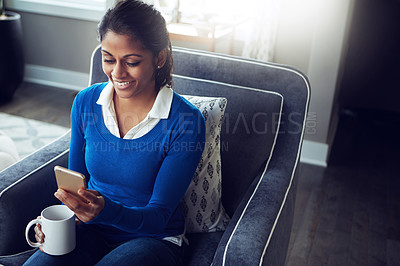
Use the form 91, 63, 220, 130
23, 1, 206, 265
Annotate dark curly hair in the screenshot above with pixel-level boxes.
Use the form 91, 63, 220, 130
98, 0, 173, 90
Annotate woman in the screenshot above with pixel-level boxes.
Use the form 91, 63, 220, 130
24, 1, 205, 265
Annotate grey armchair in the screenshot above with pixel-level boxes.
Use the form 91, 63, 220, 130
0, 47, 310, 265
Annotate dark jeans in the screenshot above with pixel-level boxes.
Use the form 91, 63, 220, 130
23, 225, 186, 266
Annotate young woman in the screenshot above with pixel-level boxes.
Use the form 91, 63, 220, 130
24, 1, 205, 265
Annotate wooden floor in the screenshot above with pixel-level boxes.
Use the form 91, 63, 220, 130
286, 109, 400, 266
1, 83, 400, 265
0, 82, 76, 128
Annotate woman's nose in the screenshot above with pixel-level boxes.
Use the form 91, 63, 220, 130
111, 61, 126, 79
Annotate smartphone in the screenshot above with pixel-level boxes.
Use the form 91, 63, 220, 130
54, 166, 87, 195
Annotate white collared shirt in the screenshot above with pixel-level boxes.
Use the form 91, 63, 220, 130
96, 81, 173, 139
96, 82, 186, 246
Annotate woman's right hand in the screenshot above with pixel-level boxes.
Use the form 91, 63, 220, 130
34, 216, 45, 252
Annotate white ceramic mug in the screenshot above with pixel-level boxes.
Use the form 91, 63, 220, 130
25, 205, 76, 256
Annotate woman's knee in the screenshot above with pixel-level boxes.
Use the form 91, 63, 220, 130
96, 238, 185, 266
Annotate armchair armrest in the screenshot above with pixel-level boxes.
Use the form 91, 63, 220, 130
0, 130, 71, 256
212, 160, 299, 266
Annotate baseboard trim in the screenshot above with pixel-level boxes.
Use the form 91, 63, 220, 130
300, 140, 328, 167
24, 64, 89, 91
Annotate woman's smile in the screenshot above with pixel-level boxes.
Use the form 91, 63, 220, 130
114, 80, 135, 90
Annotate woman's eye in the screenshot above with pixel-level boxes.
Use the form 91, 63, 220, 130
103, 59, 114, 64
127, 62, 140, 67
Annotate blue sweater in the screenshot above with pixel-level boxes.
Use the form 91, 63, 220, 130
69, 83, 205, 242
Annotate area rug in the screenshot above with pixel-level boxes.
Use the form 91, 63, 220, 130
0, 113, 69, 159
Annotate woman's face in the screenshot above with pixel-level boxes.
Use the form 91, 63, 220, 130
101, 31, 164, 100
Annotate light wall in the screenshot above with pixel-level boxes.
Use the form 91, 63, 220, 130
274, 0, 356, 164
18, 12, 99, 73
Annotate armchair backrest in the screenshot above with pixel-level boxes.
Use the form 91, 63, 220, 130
89, 46, 310, 216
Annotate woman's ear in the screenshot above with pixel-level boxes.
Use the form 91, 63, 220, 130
155, 49, 167, 68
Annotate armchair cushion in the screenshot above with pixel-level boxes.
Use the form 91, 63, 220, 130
172, 75, 284, 216
182, 95, 230, 233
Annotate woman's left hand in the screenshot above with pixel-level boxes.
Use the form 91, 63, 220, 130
54, 188, 105, 223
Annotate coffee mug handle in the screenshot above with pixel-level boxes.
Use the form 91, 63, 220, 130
25, 218, 42, 248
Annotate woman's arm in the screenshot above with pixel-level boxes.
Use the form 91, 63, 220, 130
68, 91, 90, 178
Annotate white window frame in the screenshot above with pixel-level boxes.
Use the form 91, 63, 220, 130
6, 0, 114, 22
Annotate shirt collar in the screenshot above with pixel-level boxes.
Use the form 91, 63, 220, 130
96, 81, 114, 107
96, 82, 173, 119
149, 85, 173, 119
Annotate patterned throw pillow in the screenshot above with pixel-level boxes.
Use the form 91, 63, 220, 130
182, 95, 230, 233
